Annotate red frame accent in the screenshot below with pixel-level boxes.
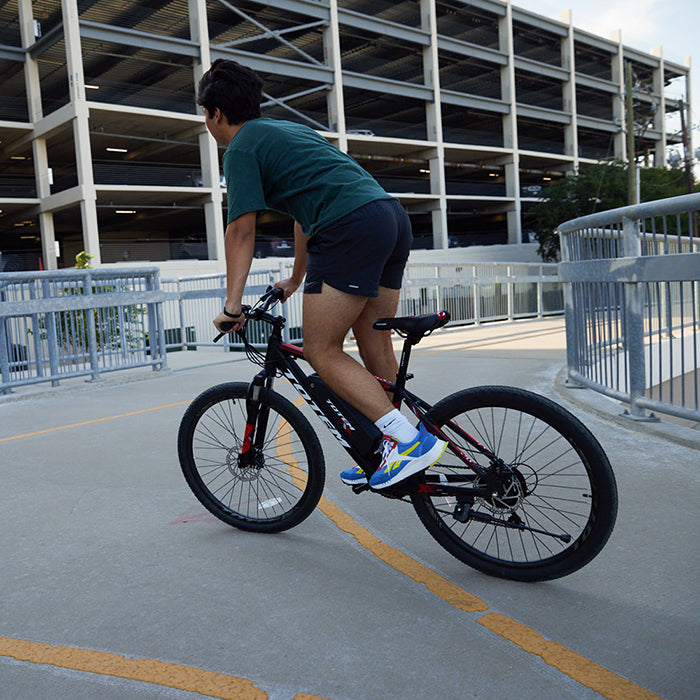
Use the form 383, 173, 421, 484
280, 342, 305, 359
241, 423, 255, 453
374, 375, 393, 391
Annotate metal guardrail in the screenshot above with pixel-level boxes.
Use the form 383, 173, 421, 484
399, 262, 562, 323
160, 262, 563, 353
558, 192, 700, 423
160, 266, 305, 351
1, 262, 562, 394
0, 268, 167, 394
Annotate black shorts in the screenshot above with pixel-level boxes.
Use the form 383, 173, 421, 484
304, 198, 412, 297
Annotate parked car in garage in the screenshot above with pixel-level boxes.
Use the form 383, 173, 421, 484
254, 238, 294, 258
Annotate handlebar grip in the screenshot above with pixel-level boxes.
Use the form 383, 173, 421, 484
213, 321, 235, 343
263, 286, 285, 306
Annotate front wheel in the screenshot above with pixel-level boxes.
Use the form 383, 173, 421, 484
178, 382, 325, 533
411, 386, 617, 581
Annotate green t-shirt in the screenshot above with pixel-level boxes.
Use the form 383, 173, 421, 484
222, 118, 394, 236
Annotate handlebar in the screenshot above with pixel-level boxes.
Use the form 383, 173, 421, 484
213, 286, 285, 342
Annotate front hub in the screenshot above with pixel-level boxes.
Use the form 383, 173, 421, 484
227, 446, 265, 480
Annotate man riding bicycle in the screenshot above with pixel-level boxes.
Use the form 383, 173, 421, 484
197, 59, 446, 489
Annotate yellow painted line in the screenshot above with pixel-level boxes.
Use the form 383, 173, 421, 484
285, 397, 487, 613
0, 637, 267, 700
286, 398, 662, 700
316, 492, 488, 612
0, 401, 191, 443
477, 613, 664, 700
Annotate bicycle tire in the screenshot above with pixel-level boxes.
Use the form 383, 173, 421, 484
411, 386, 617, 582
178, 382, 325, 533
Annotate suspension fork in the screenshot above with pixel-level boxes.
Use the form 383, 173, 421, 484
239, 371, 274, 467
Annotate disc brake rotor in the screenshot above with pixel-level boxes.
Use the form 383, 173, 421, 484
474, 465, 537, 515
226, 447, 265, 481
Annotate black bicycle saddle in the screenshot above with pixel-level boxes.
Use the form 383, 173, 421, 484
373, 311, 450, 337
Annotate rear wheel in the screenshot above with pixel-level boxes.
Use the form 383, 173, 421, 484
178, 382, 325, 533
411, 386, 617, 581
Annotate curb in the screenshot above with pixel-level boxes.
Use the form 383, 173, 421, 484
553, 366, 700, 452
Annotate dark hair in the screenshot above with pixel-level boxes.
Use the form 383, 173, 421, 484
197, 59, 263, 124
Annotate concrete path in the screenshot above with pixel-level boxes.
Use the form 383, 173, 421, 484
1, 317, 698, 700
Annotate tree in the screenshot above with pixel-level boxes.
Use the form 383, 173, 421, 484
531, 163, 689, 261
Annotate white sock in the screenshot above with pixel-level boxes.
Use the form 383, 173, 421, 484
375, 408, 419, 444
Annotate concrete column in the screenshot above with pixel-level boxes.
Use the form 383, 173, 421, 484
325, 0, 347, 153
611, 30, 626, 161
499, 0, 521, 245
62, 0, 101, 265
651, 47, 666, 168
420, 0, 447, 250
561, 10, 579, 169
18, 0, 57, 269
189, 0, 225, 263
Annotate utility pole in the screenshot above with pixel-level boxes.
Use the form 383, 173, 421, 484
678, 98, 698, 237
678, 98, 694, 195
625, 62, 636, 204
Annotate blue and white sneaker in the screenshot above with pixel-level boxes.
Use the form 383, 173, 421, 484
340, 465, 368, 485
369, 425, 447, 490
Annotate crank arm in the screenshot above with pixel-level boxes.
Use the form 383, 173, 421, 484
418, 483, 492, 498
456, 505, 572, 543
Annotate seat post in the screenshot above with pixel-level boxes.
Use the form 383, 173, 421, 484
394, 335, 419, 392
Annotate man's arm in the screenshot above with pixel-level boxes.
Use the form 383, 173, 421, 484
213, 211, 257, 333
275, 220, 308, 300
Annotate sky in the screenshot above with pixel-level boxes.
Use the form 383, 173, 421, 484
519, 0, 700, 165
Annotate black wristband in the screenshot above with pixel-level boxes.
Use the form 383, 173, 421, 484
222, 308, 243, 319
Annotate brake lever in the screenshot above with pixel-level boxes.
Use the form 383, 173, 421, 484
260, 285, 285, 311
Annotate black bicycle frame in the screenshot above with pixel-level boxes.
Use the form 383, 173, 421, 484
237, 312, 498, 499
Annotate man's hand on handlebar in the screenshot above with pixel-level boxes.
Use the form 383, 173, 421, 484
212, 288, 283, 342
274, 278, 301, 301
213, 309, 244, 341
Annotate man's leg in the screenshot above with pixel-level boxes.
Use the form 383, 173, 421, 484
352, 285, 401, 387
302, 283, 395, 423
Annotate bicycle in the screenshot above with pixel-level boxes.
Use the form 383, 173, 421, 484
177, 288, 618, 582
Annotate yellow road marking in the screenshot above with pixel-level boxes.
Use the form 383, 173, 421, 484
0, 401, 191, 443
317, 493, 488, 612
282, 398, 487, 612
0, 637, 267, 700
478, 614, 663, 700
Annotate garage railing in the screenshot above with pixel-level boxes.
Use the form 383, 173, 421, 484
558, 192, 700, 423
160, 262, 563, 352
1, 262, 562, 394
0, 268, 167, 394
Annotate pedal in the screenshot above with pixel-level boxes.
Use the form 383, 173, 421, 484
352, 483, 369, 494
